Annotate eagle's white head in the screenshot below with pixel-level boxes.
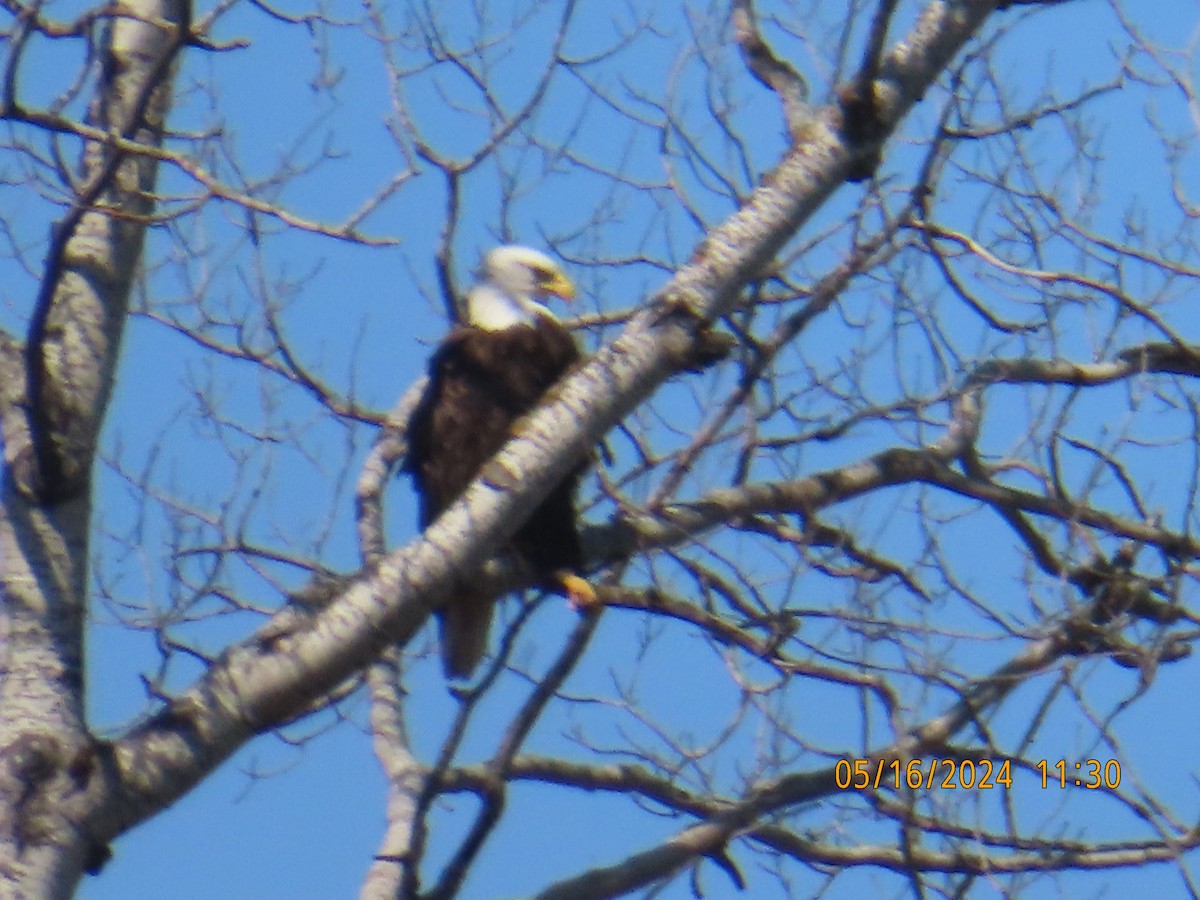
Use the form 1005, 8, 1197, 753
466, 245, 575, 331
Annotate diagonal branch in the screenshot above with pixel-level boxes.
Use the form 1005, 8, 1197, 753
527, 610, 1129, 899
87, 0, 1012, 855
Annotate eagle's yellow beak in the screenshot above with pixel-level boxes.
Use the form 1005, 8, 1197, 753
540, 270, 576, 302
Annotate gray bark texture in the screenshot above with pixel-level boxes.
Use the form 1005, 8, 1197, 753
0, 1, 1026, 897
0, 0, 187, 895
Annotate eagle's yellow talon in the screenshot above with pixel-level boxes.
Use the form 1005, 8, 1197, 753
559, 573, 598, 610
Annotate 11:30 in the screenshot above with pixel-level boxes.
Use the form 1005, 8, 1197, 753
1036, 759, 1121, 789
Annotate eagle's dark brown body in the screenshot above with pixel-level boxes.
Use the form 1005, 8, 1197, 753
404, 314, 586, 678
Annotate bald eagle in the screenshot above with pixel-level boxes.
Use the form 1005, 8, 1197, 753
404, 246, 596, 679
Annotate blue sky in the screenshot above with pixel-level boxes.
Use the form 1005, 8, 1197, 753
1, 0, 1197, 897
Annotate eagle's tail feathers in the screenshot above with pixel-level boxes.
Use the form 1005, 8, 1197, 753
437, 592, 494, 680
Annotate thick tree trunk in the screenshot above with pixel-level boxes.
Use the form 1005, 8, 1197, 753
0, 1, 185, 895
